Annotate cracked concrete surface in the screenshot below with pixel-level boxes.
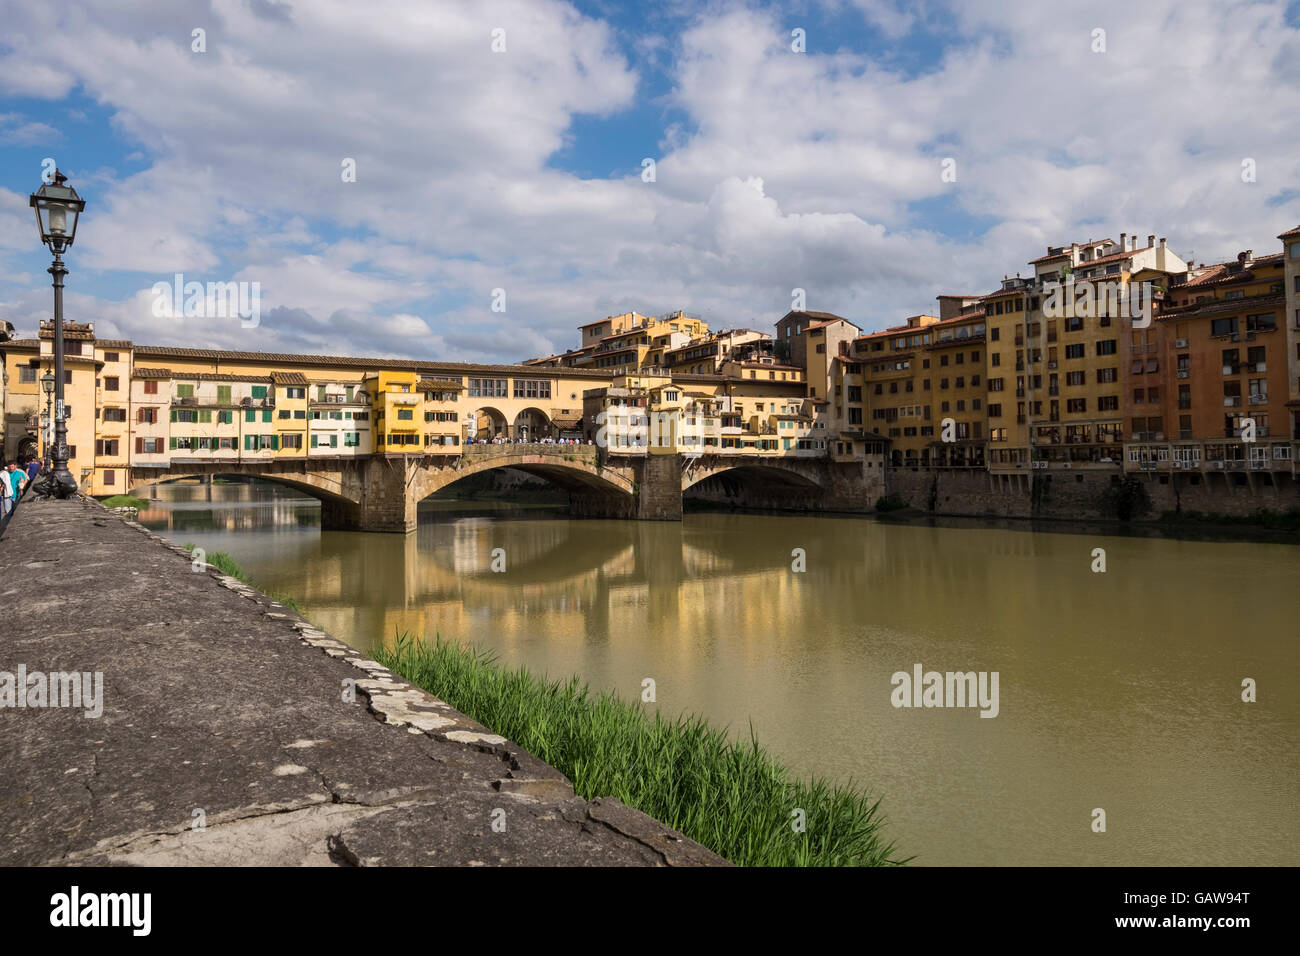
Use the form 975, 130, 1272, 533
0, 498, 724, 867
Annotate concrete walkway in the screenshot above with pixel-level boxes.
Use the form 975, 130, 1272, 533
0, 498, 723, 866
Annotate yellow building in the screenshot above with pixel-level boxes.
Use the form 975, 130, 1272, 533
570, 310, 708, 372
417, 376, 464, 450
271, 371, 309, 457
2, 338, 41, 464
38, 321, 99, 489
374, 370, 422, 451
851, 314, 939, 466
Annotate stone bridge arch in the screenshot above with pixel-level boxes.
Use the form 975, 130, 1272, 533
411, 448, 636, 503
681, 459, 826, 493
127, 463, 357, 509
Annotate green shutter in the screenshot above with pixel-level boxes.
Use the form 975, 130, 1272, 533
262, 410, 271, 423
169, 437, 176, 450
271, 436, 280, 450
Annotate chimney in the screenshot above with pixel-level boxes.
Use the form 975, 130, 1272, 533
1120, 232, 1127, 251
1147, 235, 1155, 249
1157, 238, 1167, 270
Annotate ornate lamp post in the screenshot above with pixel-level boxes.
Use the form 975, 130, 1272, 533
29, 170, 85, 499
41, 369, 55, 470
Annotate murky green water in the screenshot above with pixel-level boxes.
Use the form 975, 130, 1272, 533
141, 480, 1300, 866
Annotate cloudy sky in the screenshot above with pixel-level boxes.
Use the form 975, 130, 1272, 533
1, 0, 1298, 363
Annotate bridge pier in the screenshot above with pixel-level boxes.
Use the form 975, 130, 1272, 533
569, 454, 682, 520
634, 454, 683, 520
325, 456, 419, 533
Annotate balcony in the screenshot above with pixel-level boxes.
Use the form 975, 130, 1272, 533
1177, 370, 1190, 379
1046, 361, 1058, 370
1177, 401, 1192, 410
1249, 394, 1268, 405
1175, 338, 1189, 349
1223, 396, 1242, 407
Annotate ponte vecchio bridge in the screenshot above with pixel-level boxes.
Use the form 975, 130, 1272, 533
127, 444, 875, 532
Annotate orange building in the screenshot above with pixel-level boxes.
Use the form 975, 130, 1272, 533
1139, 249, 1292, 474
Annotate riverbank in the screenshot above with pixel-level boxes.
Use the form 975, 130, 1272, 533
375, 635, 904, 867
175, 545, 905, 866
0, 497, 723, 866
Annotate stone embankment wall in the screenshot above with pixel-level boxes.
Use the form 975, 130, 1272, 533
885, 467, 1300, 521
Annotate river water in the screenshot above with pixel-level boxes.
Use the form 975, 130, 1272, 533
138, 480, 1299, 866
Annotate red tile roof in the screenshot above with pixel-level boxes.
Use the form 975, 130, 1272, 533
1156, 291, 1285, 322
270, 371, 309, 386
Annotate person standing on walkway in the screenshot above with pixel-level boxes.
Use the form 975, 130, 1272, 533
0, 464, 12, 519
7, 462, 26, 509
26, 458, 40, 481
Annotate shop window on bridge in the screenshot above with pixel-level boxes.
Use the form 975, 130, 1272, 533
397, 408, 414, 420
513, 379, 552, 399
469, 378, 508, 398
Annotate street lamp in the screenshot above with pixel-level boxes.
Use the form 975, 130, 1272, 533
29, 170, 85, 499
41, 369, 55, 469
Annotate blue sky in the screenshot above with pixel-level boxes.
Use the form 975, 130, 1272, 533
1, 0, 1298, 362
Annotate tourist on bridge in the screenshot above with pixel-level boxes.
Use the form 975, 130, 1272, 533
25, 458, 40, 481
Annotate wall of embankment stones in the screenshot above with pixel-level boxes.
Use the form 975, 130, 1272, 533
884, 466, 1300, 520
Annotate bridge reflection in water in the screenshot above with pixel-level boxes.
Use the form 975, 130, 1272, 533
138, 479, 1300, 868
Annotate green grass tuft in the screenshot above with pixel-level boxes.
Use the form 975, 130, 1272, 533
101, 495, 149, 509
179, 543, 298, 607
374, 633, 907, 867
